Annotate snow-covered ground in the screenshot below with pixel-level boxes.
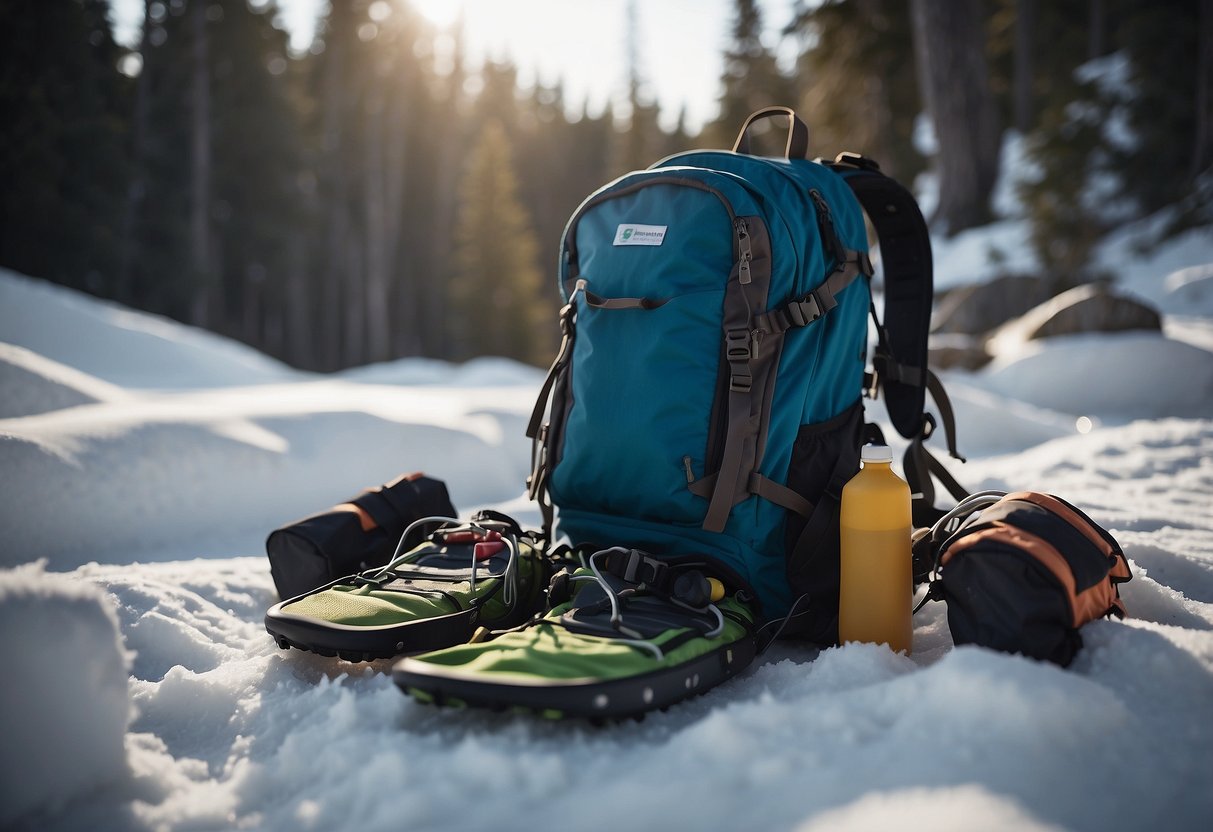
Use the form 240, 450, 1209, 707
2, 208, 1212, 832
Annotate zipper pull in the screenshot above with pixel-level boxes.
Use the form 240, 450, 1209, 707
809, 189, 846, 268
682, 455, 696, 483
735, 217, 753, 284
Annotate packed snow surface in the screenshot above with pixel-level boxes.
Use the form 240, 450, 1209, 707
2, 220, 1212, 832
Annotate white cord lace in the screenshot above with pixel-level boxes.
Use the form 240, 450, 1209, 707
370, 515, 521, 608
575, 547, 728, 661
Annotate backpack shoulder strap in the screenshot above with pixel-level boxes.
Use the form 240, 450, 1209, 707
826, 152, 932, 440
826, 153, 968, 523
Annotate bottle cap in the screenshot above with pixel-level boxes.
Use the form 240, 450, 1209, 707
861, 444, 893, 463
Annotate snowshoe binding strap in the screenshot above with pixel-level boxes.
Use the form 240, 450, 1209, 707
529, 548, 750, 662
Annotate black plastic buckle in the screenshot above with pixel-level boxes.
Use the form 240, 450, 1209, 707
618, 548, 668, 588
725, 329, 752, 361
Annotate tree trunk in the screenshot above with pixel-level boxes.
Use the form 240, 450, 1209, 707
1013, 0, 1035, 134
1193, 0, 1213, 179
343, 235, 365, 366
189, 0, 213, 326
117, 0, 153, 306
320, 10, 349, 370
910, 0, 1002, 234
286, 232, 311, 368
425, 47, 464, 358
1088, 0, 1106, 60
363, 88, 391, 364
383, 75, 411, 356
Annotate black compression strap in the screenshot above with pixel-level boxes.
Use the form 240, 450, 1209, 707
831, 158, 933, 440
599, 548, 671, 589
352, 480, 418, 530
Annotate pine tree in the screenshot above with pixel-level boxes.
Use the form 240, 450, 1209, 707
207, 0, 307, 358
1020, 0, 1212, 276
0, 0, 131, 294
450, 120, 551, 365
129, 0, 201, 321
1110, 0, 1211, 228
789, 0, 924, 182
707, 0, 796, 151
610, 0, 665, 174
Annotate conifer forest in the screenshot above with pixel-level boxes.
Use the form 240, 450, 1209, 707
1, 0, 1209, 371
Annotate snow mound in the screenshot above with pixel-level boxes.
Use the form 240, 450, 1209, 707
975, 331, 1213, 421
1164, 263, 1213, 313
0, 342, 130, 418
0, 562, 131, 827
340, 355, 545, 387
930, 217, 1039, 292
0, 386, 535, 569
1097, 217, 1213, 315
796, 785, 1065, 832
0, 269, 301, 390
941, 378, 1077, 455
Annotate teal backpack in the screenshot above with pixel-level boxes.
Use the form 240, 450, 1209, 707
527, 108, 965, 643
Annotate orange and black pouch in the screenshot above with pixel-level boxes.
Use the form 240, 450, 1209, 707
926, 491, 1132, 667
266, 473, 456, 601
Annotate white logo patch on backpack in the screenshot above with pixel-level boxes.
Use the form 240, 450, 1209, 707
613, 224, 667, 246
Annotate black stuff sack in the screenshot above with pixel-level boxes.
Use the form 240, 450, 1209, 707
266, 473, 456, 601
917, 491, 1132, 666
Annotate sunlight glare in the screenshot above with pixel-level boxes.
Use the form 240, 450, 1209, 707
409, 0, 463, 28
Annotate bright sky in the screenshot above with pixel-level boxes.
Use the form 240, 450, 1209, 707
107, 0, 799, 133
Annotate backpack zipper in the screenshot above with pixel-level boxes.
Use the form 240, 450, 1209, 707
735, 217, 753, 285
809, 189, 847, 269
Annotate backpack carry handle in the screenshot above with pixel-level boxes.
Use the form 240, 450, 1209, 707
732, 107, 810, 160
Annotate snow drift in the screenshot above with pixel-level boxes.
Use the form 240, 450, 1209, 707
1, 230, 1212, 831
0, 562, 131, 826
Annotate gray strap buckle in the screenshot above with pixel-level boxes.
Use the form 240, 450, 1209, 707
614, 548, 668, 587
726, 329, 753, 393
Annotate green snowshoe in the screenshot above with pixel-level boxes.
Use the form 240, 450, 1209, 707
265, 512, 548, 661
393, 548, 758, 719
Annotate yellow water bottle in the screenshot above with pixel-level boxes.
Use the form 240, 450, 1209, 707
838, 444, 913, 654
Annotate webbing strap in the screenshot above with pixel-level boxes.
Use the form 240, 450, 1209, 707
700, 216, 774, 534
598, 548, 671, 589
584, 290, 668, 310
904, 435, 970, 526
702, 385, 755, 532
925, 368, 964, 462
749, 474, 814, 518
753, 253, 870, 336
899, 367, 967, 526
526, 301, 576, 446
871, 352, 922, 386
526, 298, 578, 540
351, 487, 407, 531
689, 472, 814, 518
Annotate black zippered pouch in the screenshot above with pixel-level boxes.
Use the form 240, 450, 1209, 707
265, 473, 456, 601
